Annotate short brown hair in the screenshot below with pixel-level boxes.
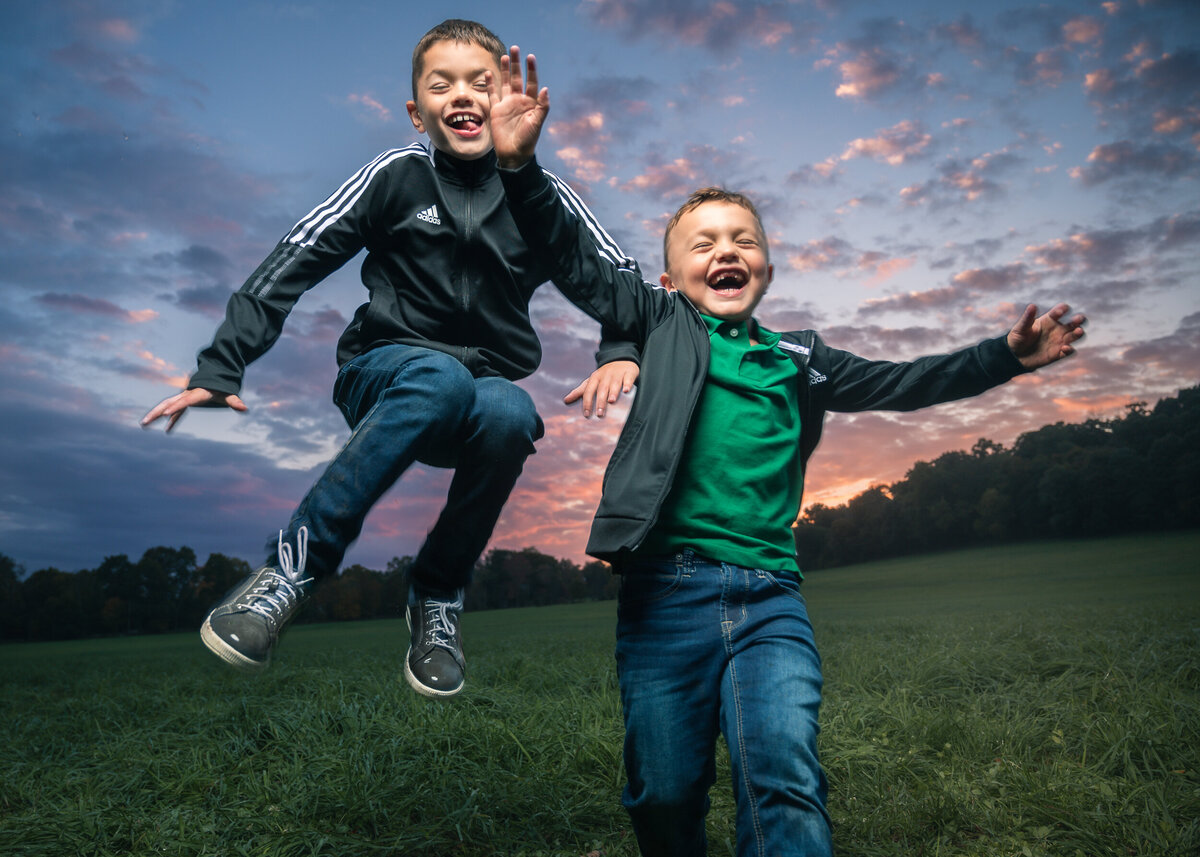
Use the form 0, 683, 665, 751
411, 19, 505, 99
662, 187, 767, 270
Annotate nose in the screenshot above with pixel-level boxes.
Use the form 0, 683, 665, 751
714, 238, 739, 260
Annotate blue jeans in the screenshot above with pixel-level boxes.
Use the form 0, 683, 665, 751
616, 552, 831, 857
278, 344, 542, 591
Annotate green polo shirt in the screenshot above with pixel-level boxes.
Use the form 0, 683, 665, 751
639, 314, 804, 574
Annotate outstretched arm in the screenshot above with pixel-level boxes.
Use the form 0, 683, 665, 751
487, 46, 550, 169
141, 387, 248, 433
1006, 303, 1087, 370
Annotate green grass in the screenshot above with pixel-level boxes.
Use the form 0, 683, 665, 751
2, 533, 1197, 856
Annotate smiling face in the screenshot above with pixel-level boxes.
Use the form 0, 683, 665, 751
660, 200, 773, 323
406, 40, 499, 160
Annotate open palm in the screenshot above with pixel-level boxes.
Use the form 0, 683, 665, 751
488, 47, 550, 168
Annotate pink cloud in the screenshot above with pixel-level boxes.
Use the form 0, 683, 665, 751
857, 286, 961, 316
1020, 229, 1144, 273
861, 255, 914, 286
946, 167, 992, 200
622, 158, 701, 199
952, 263, 1034, 293
36, 293, 159, 324
1052, 393, 1138, 416
1070, 140, 1197, 184
839, 120, 932, 165
550, 112, 611, 183
1063, 16, 1103, 46
347, 93, 391, 121
782, 236, 854, 273
1120, 313, 1200, 383
899, 149, 1019, 208
938, 18, 984, 51
135, 349, 188, 387
834, 50, 901, 99
582, 0, 798, 50
1084, 67, 1117, 94
550, 112, 607, 142
1032, 49, 1068, 86
492, 410, 625, 562
97, 19, 139, 43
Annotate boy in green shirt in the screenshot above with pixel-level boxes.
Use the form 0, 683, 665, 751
490, 49, 1086, 855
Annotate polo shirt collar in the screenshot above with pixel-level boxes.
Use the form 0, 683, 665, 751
699, 314, 779, 347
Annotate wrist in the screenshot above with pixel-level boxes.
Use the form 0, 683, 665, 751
497, 154, 533, 171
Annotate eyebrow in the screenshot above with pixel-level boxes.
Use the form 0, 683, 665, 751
687, 226, 759, 241
424, 66, 493, 82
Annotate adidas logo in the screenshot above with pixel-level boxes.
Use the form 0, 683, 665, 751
416, 204, 441, 225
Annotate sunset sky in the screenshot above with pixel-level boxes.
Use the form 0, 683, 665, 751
2, 0, 1197, 575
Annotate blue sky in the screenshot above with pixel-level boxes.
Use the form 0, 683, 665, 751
2, 0, 1197, 574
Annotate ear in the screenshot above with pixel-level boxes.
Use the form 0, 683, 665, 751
659, 272, 676, 292
766, 262, 774, 287
406, 100, 425, 133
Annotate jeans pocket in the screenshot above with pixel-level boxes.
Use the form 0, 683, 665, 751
619, 564, 683, 606
758, 569, 805, 602
332, 363, 360, 426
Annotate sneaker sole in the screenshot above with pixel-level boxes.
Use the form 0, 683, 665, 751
403, 612, 464, 698
200, 618, 270, 672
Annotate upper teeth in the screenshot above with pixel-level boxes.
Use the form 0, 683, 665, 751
448, 113, 476, 125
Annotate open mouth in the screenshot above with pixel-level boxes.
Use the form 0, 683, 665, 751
707, 269, 747, 295
445, 112, 483, 135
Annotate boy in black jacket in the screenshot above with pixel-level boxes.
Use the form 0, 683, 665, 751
489, 49, 1086, 855
141, 21, 637, 698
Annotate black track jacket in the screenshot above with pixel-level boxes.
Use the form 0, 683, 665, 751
189, 144, 637, 395
500, 158, 1030, 566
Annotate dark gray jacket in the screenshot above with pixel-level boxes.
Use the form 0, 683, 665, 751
501, 158, 1029, 565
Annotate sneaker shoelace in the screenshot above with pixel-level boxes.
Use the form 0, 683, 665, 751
420, 592, 463, 650
244, 527, 312, 626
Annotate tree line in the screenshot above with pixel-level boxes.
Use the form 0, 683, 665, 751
0, 545, 619, 643
793, 385, 1199, 570
1, 386, 1195, 642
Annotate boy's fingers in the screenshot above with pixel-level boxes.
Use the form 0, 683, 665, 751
507, 46, 523, 92
485, 69, 499, 105
499, 53, 514, 96
525, 53, 538, 96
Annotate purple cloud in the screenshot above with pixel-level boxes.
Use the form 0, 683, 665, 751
582, 0, 808, 51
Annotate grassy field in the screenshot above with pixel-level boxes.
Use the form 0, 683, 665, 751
2, 532, 1197, 857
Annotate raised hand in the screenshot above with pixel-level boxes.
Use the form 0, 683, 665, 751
1006, 303, 1087, 370
487, 46, 550, 169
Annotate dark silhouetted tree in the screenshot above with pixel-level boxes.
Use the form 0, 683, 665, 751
0, 554, 26, 640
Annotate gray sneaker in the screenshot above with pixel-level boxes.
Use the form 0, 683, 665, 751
404, 588, 466, 697
200, 528, 313, 671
